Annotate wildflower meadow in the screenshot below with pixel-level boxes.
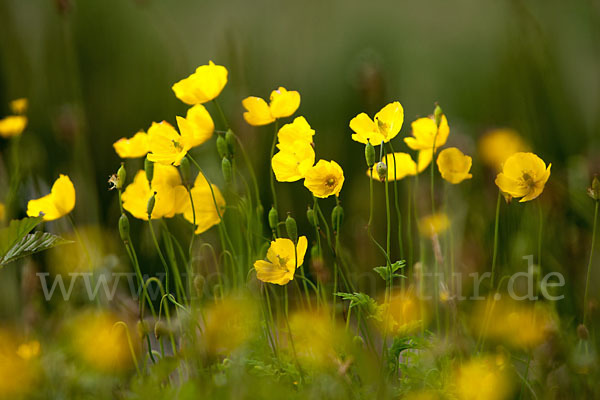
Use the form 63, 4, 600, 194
0, 1, 599, 399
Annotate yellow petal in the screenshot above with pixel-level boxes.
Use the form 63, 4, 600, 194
147, 121, 189, 166
242, 96, 275, 126
254, 260, 291, 285
177, 104, 214, 148
269, 87, 301, 119
182, 173, 226, 234
349, 113, 382, 145
272, 141, 315, 182
436, 147, 473, 184
417, 149, 433, 173
277, 116, 315, 149
303, 160, 345, 198
172, 61, 228, 104
122, 171, 153, 220
0, 115, 27, 138
478, 129, 529, 170
0, 202, 5, 222
9, 98, 28, 114
113, 131, 149, 158
27, 174, 75, 221
374, 101, 404, 142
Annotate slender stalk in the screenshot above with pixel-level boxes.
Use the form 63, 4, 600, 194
490, 191, 502, 289
212, 98, 230, 130
388, 142, 404, 259
583, 201, 599, 326
148, 220, 171, 295
269, 120, 279, 213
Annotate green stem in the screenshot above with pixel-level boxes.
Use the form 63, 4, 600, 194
388, 142, 404, 260
583, 201, 599, 326
490, 191, 502, 289
212, 98, 230, 130
269, 120, 279, 213
148, 220, 171, 295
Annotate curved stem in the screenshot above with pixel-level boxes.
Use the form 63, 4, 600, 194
583, 201, 599, 326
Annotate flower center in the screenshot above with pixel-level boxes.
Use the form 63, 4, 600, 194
172, 140, 184, 152
326, 176, 336, 188
522, 171, 536, 189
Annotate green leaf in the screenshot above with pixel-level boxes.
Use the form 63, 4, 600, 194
335, 292, 378, 315
0, 217, 73, 266
374, 260, 406, 282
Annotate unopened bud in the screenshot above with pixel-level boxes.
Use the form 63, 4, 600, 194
225, 129, 235, 157
154, 320, 169, 339
147, 192, 156, 219
216, 135, 228, 159
116, 163, 126, 190
222, 157, 232, 184
434, 104, 443, 127
306, 207, 316, 227
118, 213, 130, 242
353, 335, 365, 347
193, 275, 205, 296
331, 204, 344, 231
144, 156, 154, 184
588, 175, 600, 201
577, 324, 589, 340
365, 141, 376, 168
268, 206, 279, 232
285, 215, 298, 242
179, 157, 191, 187
376, 161, 387, 181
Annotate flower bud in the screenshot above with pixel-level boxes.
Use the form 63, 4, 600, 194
225, 129, 235, 157
118, 213, 130, 242
216, 135, 228, 159
116, 163, 126, 190
144, 156, 154, 184
285, 214, 298, 242
147, 192, 156, 219
154, 320, 170, 339
353, 335, 365, 347
137, 320, 149, 338
577, 324, 589, 340
365, 141, 376, 168
193, 274, 205, 296
434, 104, 443, 127
331, 204, 344, 231
222, 157, 232, 184
179, 157, 192, 187
376, 161, 387, 181
268, 206, 279, 232
306, 207, 316, 227
588, 175, 600, 201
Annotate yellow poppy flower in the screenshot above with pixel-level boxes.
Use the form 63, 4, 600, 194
175, 104, 215, 147
113, 131, 149, 159
404, 114, 449, 151
276, 116, 315, 149
253, 236, 308, 285
9, 98, 28, 114
26, 174, 76, 221
242, 87, 300, 126
122, 165, 187, 220
436, 147, 473, 184
272, 140, 315, 182
368, 151, 430, 181
303, 160, 345, 198
453, 357, 512, 400
349, 101, 404, 144
495, 152, 551, 202
418, 212, 450, 238
0, 202, 5, 222
0, 330, 38, 397
146, 121, 191, 166
376, 290, 428, 335
181, 173, 226, 234
172, 61, 228, 105
479, 129, 529, 170
0, 115, 27, 138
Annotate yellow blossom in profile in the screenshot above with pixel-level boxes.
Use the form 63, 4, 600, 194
113, 131, 149, 159
277, 116, 315, 149
495, 152, 551, 202
303, 160, 344, 198
26, 174, 76, 221
349, 101, 404, 144
479, 129, 529, 170
242, 87, 300, 126
0, 202, 5, 222
437, 147, 473, 184
10, 98, 28, 114
146, 121, 191, 166
376, 290, 427, 335
0, 115, 27, 138
272, 141, 315, 182
418, 212, 450, 238
181, 173, 226, 234
453, 357, 512, 400
172, 61, 228, 105
175, 104, 215, 147
254, 236, 308, 285
122, 165, 187, 220
69, 311, 135, 372
404, 114, 449, 152
368, 151, 430, 181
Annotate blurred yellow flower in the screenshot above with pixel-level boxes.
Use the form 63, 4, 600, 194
0, 330, 38, 397
26, 174, 76, 221
242, 87, 301, 126
181, 173, 226, 234
122, 165, 187, 220
272, 141, 315, 182
495, 152, 551, 202
418, 212, 450, 238
277, 116, 315, 149
368, 151, 430, 181
303, 160, 344, 198
436, 147, 473, 184
349, 101, 404, 144
0, 115, 27, 138
479, 129, 529, 170
376, 290, 427, 335
254, 236, 308, 285
453, 357, 512, 400
404, 391, 442, 400
69, 311, 135, 372
172, 61, 228, 105
113, 131, 149, 159
9, 98, 28, 114
16, 340, 40, 360
146, 121, 191, 166
0, 202, 5, 222
404, 114, 449, 152
175, 104, 215, 147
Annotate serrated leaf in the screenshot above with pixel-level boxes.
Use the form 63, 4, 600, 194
0, 231, 73, 266
0, 216, 43, 261
335, 292, 378, 314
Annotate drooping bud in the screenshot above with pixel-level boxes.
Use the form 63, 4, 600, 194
268, 206, 279, 232
306, 207, 316, 227
179, 157, 191, 187
154, 320, 169, 339
376, 161, 388, 182
588, 175, 600, 201
434, 104, 443, 127
118, 213, 130, 242
136, 320, 149, 338
116, 163, 126, 190
216, 135, 228, 159
222, 157, 232, 184
331, 204, 344, 231
365, 141, 376, 168
285, 214, 298, 242
147, 192, 156, 219
193, 274, 205, 297
144, 156, 154, 184
225, 129, 235, 157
